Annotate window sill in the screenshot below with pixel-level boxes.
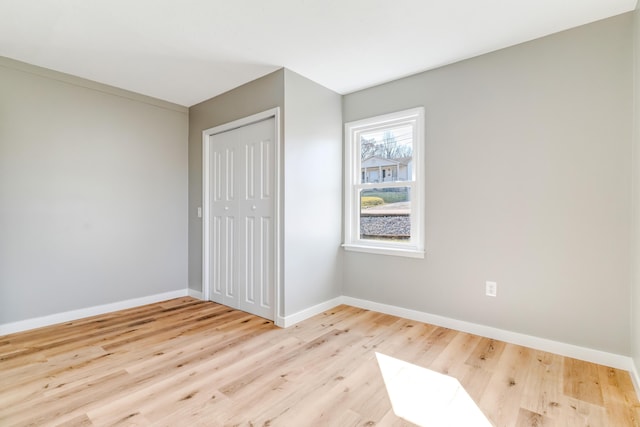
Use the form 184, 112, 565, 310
342, 243, 425, 259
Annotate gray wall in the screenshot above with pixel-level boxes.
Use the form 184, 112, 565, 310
188, 69, 343, 317
632, 5, 640, 377
0, 57, 188, 324
283, 69, 342, 316
188, 70, 285, 294
342, 14, 633, 355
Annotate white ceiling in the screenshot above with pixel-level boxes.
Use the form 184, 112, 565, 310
0, 0, 636, 107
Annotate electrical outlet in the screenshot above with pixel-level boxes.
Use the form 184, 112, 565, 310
485, 281, 497, 297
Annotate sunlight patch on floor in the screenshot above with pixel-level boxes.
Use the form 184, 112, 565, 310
375, 352, 493, 427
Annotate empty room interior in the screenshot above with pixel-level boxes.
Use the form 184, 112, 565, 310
2, 1, 640, 425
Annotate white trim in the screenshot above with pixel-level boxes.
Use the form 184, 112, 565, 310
0, 290, 187, 336
202, 108, 282, 322
341, 296, 635, 372
277, 297, 345, 328
2, 288, 638, 400
187, 288, 204, 300
344, 107, 425, 258
277, 294, 636, 376
631, 360, 640, 399
343, 243, 425, 258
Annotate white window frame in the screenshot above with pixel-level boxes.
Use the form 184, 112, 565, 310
343, 107, 425, 258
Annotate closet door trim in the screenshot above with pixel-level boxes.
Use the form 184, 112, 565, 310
202, 107, 282, 325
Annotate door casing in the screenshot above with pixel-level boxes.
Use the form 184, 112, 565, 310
202, 108, 282, 326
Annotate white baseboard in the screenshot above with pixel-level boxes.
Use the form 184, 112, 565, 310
3, 288, 637, 396
341, 296, 634, 372
0, 289, 188, 336
277, 296, 344, 328
631, 359, 640, 398
187, 288, 204, 300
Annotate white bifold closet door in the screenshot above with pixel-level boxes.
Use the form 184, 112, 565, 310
208, 117, 275, 320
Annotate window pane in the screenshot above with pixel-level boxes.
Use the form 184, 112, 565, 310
360, 187, 411, 241
360, 125, 413, 184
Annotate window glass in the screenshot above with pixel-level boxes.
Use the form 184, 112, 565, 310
360, 187, 411, 242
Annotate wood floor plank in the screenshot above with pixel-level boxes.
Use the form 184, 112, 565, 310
515, 407, 553, 426
466, 337, 507, 371
597, 365, 640, 426
1, 297, 638, 426
479, 344, 534, 426
222, 329, 374, 425
428, 330, 482, 378
561, 396, 608, 426
519, 350, 564, 421
460, 364, 493, 405
0, 345, 109, 408
563, 357, 605, 406
55, 413, 94, 427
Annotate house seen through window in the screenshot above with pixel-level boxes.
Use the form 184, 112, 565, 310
344, 107, 424, 258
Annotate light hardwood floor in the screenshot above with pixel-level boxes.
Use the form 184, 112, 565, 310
0, 297, 638, 426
